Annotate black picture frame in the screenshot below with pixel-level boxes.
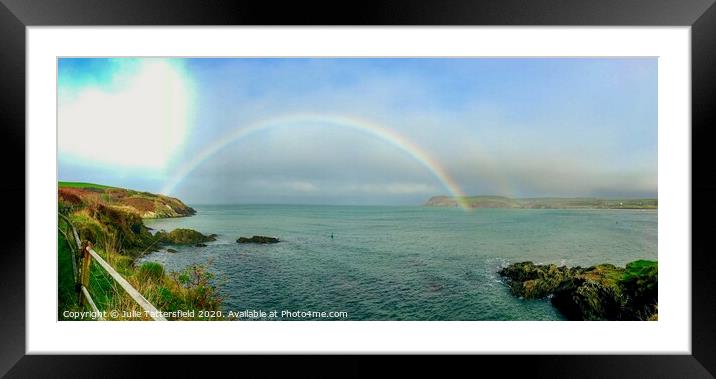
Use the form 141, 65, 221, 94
2, 0, 715, 377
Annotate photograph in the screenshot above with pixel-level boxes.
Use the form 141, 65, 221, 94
2, 0, 711, 374
57, 57, 658, 322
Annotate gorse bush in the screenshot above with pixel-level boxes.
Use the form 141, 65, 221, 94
171, 262, 223, 310
83, 254, 224, 320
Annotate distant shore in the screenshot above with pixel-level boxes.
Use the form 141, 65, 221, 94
425, 195, 657, 210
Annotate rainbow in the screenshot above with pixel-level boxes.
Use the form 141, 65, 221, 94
162, 114, 473, 210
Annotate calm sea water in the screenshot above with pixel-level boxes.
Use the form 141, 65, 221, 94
140, 205, 657, 320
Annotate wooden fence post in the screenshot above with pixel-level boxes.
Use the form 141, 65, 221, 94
78, 240, 92, 305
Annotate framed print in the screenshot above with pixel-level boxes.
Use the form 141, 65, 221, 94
3, 0, 716, 377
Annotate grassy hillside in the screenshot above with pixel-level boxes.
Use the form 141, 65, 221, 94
58, 183, 222, 320
425, 195, 657, 209
58, 182, 115, 190
59, 181, 195, 219
58, 182, 199, 254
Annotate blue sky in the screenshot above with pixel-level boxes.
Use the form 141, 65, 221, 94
58, 58, 657, 205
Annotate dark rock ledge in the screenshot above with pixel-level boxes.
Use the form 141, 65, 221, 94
237, 235, 280, 244
498, 260, 657, 321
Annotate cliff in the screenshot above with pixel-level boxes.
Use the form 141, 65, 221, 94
58, 182, 199, 255
59, 182, 195, 218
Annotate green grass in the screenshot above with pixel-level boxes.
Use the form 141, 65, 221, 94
85, 257, 119, 312
83, 251, 222, 320
59, 232, 223, 320
620, 260, 658, 320
59, 181, 116, 190
622, 259, 658, 280
58, 225, 118, 320
621, 260, 658, 294
138, 262, 165, 282
58, 233, 81, 319
58, 182, 217, 320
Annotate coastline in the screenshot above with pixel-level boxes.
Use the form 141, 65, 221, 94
59, 183, 657, 321
140, 203, 656, 320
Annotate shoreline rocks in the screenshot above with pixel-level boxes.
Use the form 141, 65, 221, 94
237, 235, 280, 244
498, 260, 657, 321
155, 228, 217, 245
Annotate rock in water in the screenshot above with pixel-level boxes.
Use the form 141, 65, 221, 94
237, 235, 280, 244
155, 228, 217, 245
498, 260, 657, 321
498, 262, 582, 299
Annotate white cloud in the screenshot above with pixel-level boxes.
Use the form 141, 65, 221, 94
59, 60, 192, 170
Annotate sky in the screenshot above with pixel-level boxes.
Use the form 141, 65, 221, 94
58, 58, 657, 205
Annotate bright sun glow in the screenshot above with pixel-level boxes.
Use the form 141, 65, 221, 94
59, 60, 191, 170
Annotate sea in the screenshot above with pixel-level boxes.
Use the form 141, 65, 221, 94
139, 205, 658, 321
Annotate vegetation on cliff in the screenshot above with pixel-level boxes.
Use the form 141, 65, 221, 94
59, 182, 196, 219
58, 182, 207, 255
58, 219, 222, 320
425, 195, 657, 209
498, 260, 658, 320
58, 182, 222, 320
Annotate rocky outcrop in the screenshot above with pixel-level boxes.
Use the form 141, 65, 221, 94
237, 235, 280, 244
499, 260, 657, 321
498, 262, 583, 299
156, 229, 217, 245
